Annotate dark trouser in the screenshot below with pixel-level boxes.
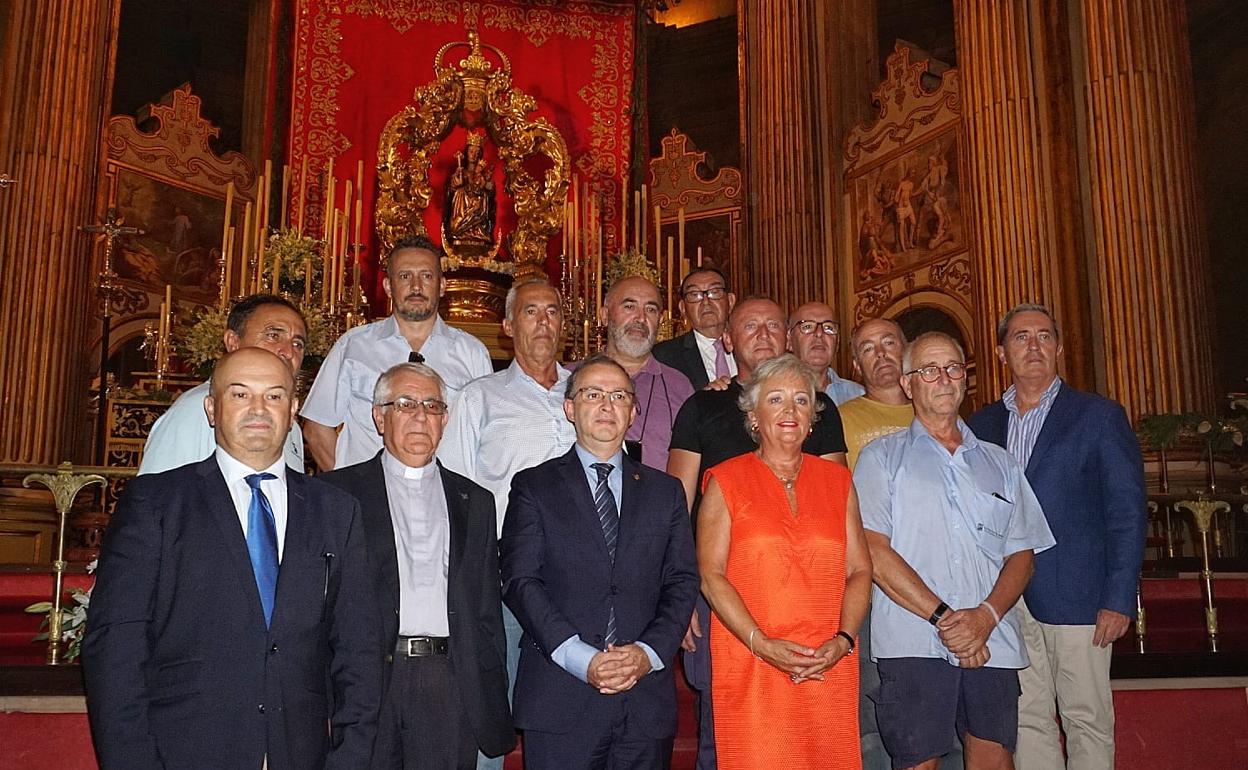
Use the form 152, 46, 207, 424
522, 697, 674, 770
375, 653, 478, 770
681, 594, 716, 770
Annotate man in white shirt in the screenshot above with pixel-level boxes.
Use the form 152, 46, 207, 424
652, 267, 737, 389
138, 294, 307, 475
301, 234, 492, 470
439, 278, 576, 770
84, 348, 381, 769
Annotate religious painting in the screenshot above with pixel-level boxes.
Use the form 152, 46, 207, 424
849, 128, 966, 290
109, 167, 235, 302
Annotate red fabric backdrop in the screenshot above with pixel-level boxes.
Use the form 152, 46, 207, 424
288, 0, 635, 305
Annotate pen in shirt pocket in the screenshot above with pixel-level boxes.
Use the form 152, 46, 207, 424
991, 492, 1013, 505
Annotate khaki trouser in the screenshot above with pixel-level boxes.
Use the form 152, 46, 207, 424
1015, 601, 1115, 770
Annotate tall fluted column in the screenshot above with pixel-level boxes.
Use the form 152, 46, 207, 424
0, 0, 116, 463
740, 1, 838, 308
1076, 0, 1215, 415
954, 0, 1095, 399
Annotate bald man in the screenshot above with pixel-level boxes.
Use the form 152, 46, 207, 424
84, 348, 382, 770
788, 300, 865, 406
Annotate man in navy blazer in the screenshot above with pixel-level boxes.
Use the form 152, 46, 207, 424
83, 348, 382, 770
501, 354, 700, 769
968, 304, 1146, 770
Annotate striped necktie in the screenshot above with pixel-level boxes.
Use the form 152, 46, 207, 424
591, 462, 618, 646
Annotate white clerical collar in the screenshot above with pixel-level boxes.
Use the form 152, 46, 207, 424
382, 449, 438, 481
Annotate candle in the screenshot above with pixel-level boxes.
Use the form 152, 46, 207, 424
256, 163, 271, 293
597, 213, 604, 309
272, 250, 281, 294
356, 160, 364, 203
323, 158, 335, 241
653, 204, 662, 278
303, 256, 312, 307
240, 201, 253, 293
666, 237, 675, 315
641, 185, 648, 255
354, 197, 363, 254
163, 283, 172, 334
280, 164, 290, 231
583, 318, 590, 355
220, 183, 235, 307
633, 189, 641, 254
224, 226, 236, 306
697, 245, 703, 267
620, 181, 628, 252
296, 157, 308, 235
678, 207, 685, 262
571, 176, 579, 269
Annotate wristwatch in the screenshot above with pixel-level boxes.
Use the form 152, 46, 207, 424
928, 601, 951, 626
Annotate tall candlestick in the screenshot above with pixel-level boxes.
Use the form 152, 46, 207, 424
240, 201, 253, 293
678, 207, 685, 262
641, 185, 648, 255
633, 189, 641, 254
296, 157, 308, 235
220, 182, 235, 256
583, 318, 590, 356
323, 158, 335, 241
354, 197, 363, 253
666, 237, 675, 316
280, 164, 290, 231
224, 226, 236, 304
653, 204, 662, 277
163, 284, 172, 336
355, 160, 364, 203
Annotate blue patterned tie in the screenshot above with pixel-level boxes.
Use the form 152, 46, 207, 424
591, 462, 618, 646
245, 473, 279, 627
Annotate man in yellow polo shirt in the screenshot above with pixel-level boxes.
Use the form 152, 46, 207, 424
839, 318, 914, 470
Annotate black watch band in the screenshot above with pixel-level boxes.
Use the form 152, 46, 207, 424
835, 630, 855, 654
928, 601, 950, 626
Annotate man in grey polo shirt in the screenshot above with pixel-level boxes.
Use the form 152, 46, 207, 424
854, 331, 1054, 770
301, 234, 491, 470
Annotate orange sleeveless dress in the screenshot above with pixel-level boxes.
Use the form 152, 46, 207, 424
705, 452, 861, 770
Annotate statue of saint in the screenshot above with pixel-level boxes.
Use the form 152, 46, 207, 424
444, 133, 497, 256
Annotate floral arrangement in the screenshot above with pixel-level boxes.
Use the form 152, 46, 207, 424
605, 248, 660, 288
267, 230, 325, 296
441, 254, 516, 276
175, 300, 337, 378
1137, 412, 1247, 452
25, 559, 96, 663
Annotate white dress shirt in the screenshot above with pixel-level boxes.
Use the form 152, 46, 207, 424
215, 447, 289, 560
693, 329, 737, 381
381, 451, 450, 636
301, 314, 492, 469
439, 360, 577, 535
139, 381, 304, 475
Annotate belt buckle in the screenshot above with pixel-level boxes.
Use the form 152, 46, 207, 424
404, 637, 432, 657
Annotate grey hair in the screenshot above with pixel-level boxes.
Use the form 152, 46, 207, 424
504, 278, 562, 319
372, 362, 446, 405
902, 331, 966, 372
996, 303, 1059, 346
736, 353, 825, 440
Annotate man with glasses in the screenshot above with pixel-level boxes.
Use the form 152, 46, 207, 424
654, 267, 737, 389
855, 331, 1054, 770
439, 278, 578, 770
501, 353, 699, 769
788, 300, 865, 406
302, 234, 491, 470
322, 362, 513, 768
968, 305, 1145, 770
667, 296, 849, 770
599, 275, 694, 470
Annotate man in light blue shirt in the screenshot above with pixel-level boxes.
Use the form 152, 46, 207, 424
855, 331, 1054, 770
500, 354, 699, 769
787, 300, 866, 405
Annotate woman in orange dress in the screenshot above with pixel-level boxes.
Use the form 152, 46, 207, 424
697, 353, 873, 770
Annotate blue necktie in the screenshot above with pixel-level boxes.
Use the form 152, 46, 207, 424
245, 472, 279, 627
591, 462, 618, 646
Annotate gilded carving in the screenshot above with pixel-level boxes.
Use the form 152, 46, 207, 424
648, 129, 743, 214
855, 284, 894, 324
929, 256, 973, 297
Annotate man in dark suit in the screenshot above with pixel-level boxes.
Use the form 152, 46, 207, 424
321, 362, 514, 768
968, 303, 1146, 770
501, 354, 700, 769
652, 266, 737, 390
83, 348, 382, 770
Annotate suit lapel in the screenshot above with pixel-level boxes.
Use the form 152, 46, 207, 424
438, 461, 469, 603
616, 455, 644, 562
1025, 382, 1073, 476
557, 449, 612, 564
358, 456, 401, 618
683, 332, 709, 388
196, 458, 266, 627
271, 470, 315, 630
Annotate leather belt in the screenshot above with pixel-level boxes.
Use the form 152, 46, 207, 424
396, 636, 450, 657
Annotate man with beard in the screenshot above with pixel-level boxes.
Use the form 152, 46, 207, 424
667, 297, 849, 770
787, 300, 865, 406
599, 275, 694, 470
302, 235, 491, 469
653, 267, 737, 390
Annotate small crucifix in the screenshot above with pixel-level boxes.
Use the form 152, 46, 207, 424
81, 207, 144, 287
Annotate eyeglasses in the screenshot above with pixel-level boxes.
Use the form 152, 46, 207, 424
570, 387, 636, 406
379, 395, 448, 415
681, 286, 728, 303
904, 363, 968, 383
791, 319, 839, 337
